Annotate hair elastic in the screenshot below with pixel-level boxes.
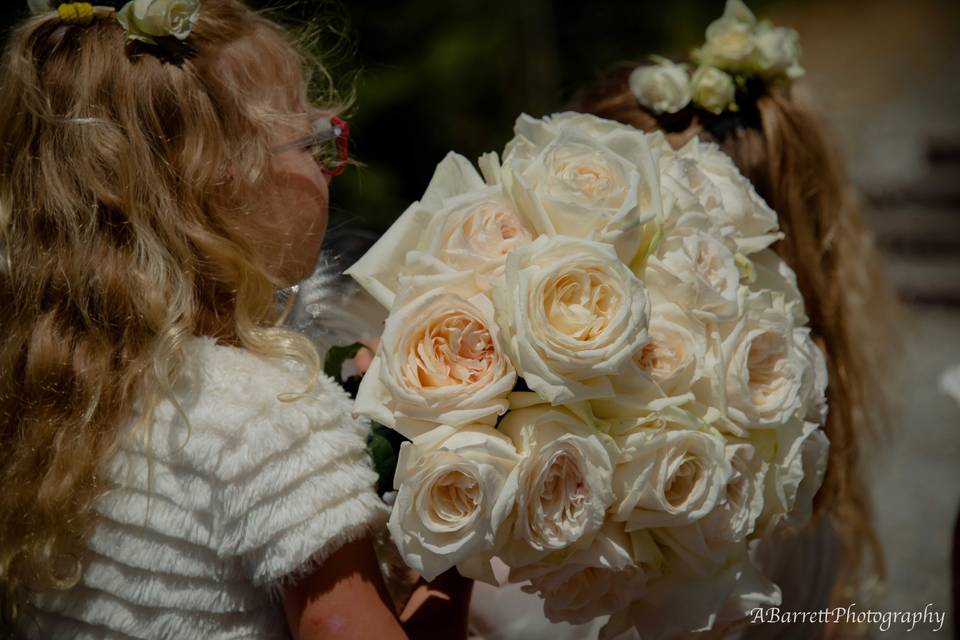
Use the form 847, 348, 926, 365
57, 3, 95, 25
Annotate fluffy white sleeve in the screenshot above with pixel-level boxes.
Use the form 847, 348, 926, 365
195, 345, 388, 587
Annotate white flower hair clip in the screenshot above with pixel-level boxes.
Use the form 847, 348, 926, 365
630, 0, 803, 115
28, 0, 201, 46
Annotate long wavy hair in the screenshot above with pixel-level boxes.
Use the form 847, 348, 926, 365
0, 0, 333, 626
574, 64, 901, 613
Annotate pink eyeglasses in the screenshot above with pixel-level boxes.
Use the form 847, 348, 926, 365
272, 115, 350, 176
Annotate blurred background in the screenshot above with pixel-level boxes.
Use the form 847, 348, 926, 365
3, 0, 959, 635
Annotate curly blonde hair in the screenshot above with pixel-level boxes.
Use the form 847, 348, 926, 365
0, 0, 334, 626
574, 64, 901, 617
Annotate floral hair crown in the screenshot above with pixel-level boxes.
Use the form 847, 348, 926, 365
28, 0, 200, 45
629, 0, 802, 116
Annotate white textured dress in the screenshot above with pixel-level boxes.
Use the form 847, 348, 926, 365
17, 336, 388, 639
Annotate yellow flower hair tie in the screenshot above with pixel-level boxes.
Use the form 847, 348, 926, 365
57, 3, 94, 25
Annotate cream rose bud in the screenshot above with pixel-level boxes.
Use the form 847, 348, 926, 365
388, 424, 520, 581
693, 0, 757, 72
500, 115, 663, 265
719, 291, 805, 429
510, 522, 657, 625
678, 139, 782, 255
346, 153, 531, 308
498, 406, 617, 566
628, 60, 692, 115
635, 298, 708, 396
645, 214, 741, 321
492, 236, 650, 404
691, 66, 736, 115
117, 0, 201, 44
754, 419, 828, 534
611, 414, 731, 529
753, 22, 804, 79
354, 271, 516, 438
700, 442, 767, 543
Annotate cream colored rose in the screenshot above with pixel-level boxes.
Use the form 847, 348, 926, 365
636, 298, 708, 396
754, 418, 828, 534
500, 112, 663, 264
498, 406, 617, 566
691, 66, 736, 115
510, 522, 657, 625
700, 442, 767, 543
718, 291, 805, 428
388, 424, 519, 581
628, 60, 692, 115
610, 409, 731, 529
492, 236, 650, 404
753, 21, 804, 79
354, 271, 516, 438
117, 0, 200, 44
645, 214, 741, 321
346, 153, 532, 307
678, 139, 781, 255
794, 328, 828, 424
693, 0, 757, 72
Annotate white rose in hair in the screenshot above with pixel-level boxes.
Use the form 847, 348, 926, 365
117, 0, 201, 44
492, 236, 649, 404
388, 424, 519, 581
690, 66, 737, 114
693, 0, 758, 72
610, 409, 731, 529
717, 291, 805, 429
753, 21, 804, 79
646, 214, 742, 321
500, 113, 663, 264
346, 153, 533, 307
354, 271, 516, 438
628, 59, 692, 115
498, 406, 617, 566
510, 522, 659, 625
679, 139, 782, 255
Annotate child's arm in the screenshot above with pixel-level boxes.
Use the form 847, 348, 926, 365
281, 537, 409, 640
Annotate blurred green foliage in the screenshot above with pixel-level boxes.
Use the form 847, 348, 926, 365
1, 0, 781, 232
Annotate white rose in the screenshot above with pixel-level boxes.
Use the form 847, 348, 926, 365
355, 271, 516, 438
753, 417, 828, 534
498, 406, 617, 566
645, 214, 742, 321
492, 236, 650, 404
693, 0, 757, 72
628, 60, 692, 115
610, 415, 731, 530
388, 424, 519, 581
690, 66, 736, 115
678, 139, 782, 255
500, 113, 663, 265
747, 250, 807, 324
753, 22, 804, 79
700, 442, 767, 543
635, 298, 708, 395
794, 328, 829, 424
347, 153, 533, 307
117, 0, 200, 44
511, 522, 658, 625
718, 291, 805, 428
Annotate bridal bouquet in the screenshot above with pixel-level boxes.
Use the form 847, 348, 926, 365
346, 112, 829, 638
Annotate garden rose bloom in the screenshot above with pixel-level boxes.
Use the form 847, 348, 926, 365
388, 424, 519, 581
499, 112, 663, 264
692, 0, 758, 72
498, 406, 617, 566
354, 272, 516, 438
493, 236, 649, 403
636, 298, 708, 395
628, 60, 692, 115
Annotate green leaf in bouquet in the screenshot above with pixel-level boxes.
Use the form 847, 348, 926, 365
366, 421, 408, 496
323, 342, 366, 385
